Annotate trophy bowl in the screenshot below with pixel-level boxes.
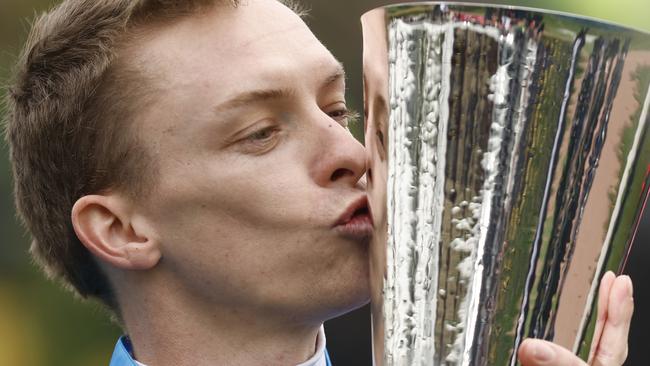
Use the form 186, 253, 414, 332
362, 3, 650, 365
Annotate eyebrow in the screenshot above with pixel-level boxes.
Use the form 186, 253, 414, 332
212, 64, 346, 115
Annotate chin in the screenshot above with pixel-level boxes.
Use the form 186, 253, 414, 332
322, 269, 371, 320
325, 292, 370, 321
306, 237, 371, 319
314, 298, 368, 324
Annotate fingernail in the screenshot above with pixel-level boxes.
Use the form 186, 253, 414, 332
623, 275, 633, 297
533, 343, 555, 362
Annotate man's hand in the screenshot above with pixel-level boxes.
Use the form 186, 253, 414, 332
517, 271, 634, 366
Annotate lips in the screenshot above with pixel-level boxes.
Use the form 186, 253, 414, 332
333, 196, 374, 239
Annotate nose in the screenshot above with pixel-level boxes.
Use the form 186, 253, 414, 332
309, 115, 367, 188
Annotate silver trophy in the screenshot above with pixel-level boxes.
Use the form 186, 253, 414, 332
362, 3, 650, 365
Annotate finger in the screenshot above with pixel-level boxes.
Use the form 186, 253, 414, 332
588, 271, 616, 362
518, 338, 586, 366
591, 275, 634, 366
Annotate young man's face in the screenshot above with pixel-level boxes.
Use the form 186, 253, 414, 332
128, 0, 371, 322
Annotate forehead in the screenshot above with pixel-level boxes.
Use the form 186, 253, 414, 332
133, 0, 338, 98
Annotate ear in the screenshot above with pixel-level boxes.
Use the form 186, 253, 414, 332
71, 194, 161, 271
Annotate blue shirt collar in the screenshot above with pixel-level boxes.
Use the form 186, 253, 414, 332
109, 336, 139, 366
109, 336, 333, 366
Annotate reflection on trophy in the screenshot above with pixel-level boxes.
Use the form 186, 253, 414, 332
362, 3, 650, 365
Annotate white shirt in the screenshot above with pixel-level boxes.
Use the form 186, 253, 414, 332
134, 326, 328, 366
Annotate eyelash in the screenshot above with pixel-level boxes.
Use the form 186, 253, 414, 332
244, 126, 280, 145
241, 107, 358, 147
329, 108, 360, 127
247, 127, 277, 140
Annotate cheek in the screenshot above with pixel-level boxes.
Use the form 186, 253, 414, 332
151, 158, 316, 224
143, 166, 331, 276
154, 215, 369, 312
219, 164, 325, 227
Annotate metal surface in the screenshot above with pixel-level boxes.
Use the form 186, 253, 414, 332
362, 3, 650, 365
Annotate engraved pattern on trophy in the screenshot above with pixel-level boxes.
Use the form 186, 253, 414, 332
362, 3, 650, 366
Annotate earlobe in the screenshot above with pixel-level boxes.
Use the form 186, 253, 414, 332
123, 241, 162, 270
71, 195, 161, 271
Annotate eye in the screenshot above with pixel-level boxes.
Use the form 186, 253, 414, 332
246, 127, 277, 142
235, 125, 282, 155
329, 109, 350, 120
328, 107, 360, 129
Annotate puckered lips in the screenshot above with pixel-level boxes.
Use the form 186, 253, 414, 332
333, 196, 373, 239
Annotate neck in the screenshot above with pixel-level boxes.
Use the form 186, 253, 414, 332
117, 278, 322, 366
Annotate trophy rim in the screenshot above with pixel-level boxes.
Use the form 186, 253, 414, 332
361, 1, 650, 36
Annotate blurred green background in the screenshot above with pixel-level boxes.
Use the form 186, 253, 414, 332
1, 1, 648, 365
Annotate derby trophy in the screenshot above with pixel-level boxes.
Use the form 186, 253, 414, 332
362, 3, 650, 365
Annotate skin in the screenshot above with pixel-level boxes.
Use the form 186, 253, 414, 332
74, 1, 368, 365
518, 272, 634, 366
70, 1, 634, 365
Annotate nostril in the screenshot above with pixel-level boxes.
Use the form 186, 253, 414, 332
331, 168, 352, 181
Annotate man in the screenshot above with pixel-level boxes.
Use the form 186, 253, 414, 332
4, 0, 634, 365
